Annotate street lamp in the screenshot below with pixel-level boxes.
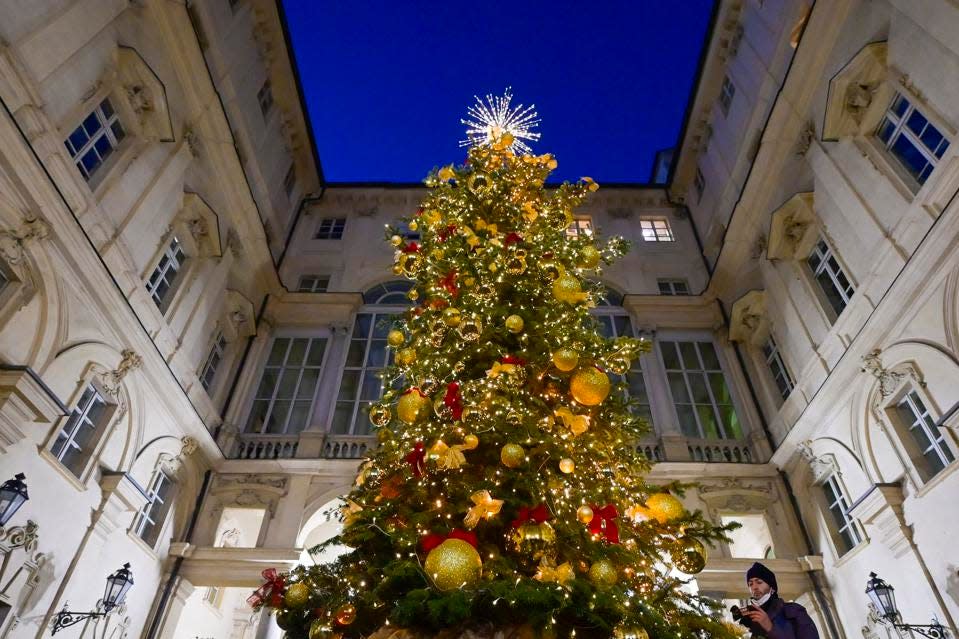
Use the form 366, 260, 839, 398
865, 572, 949, 639
52, 563, 134, 634
0, 473, 28, 527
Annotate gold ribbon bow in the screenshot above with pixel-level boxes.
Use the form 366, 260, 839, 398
554, 406, 590, 436
341, 499, 364, 527
429, 435, 479, 470
464, 490, 503, 529
522, 201, 539, 222
534, 557, 575, 585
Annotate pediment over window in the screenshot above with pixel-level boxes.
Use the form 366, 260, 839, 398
729, 290, 769, 345
767, 192, 817, 260
115, 46, 174, 142
223, 290, 256, 340
823, 42, 893, 141
174, 193, 222, 258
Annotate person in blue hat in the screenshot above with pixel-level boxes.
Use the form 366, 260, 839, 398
739, 562, 821, 639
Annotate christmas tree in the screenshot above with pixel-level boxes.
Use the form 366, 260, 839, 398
250, 91, 738, 639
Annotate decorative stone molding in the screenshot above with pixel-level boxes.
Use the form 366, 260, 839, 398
99, 349, 142, 399
115, 46, 174, 142
861, 349, 925, 406
0, 366, 66, 452
0, 518, 46, 635
848, 482, 912, 558
823, 42, 892, 141
797, 440, 840, 485
173, 193, 221, 259
796, 121, 817, 157
223, 290, 256, 341
767, 192, 817, 260
0, 217, 50, 266
728, 290, 769, 345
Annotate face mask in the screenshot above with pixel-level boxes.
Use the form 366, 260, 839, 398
750, 591, 773, 607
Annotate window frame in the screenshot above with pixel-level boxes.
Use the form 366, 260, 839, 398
199, 331, 229, 393
131, 468, 176, 550
49, 382, 116, 481
805, 235, 855, 321
146, 235, 188, 312
283, 163, 297, 198
639, 218, 675, 243
719, 76, 736, 117
656, 333, 745, 440
889, 388, 956, 483
63, 97, 127, 183
819, 473, 864, 557
257, 79, 274, 119
875, 92, 950, 187
297, 275, 331, 293
314, 217, 346, 240
657, 279, 690, 296
243, 333, 332, 435
693, 166, 706, 203
566, 217, 594, 238
761, 334, 795, 402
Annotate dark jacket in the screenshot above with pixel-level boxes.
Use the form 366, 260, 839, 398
746, 595, 821, 639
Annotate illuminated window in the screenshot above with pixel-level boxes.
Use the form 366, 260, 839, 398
876, 93, 949, 185
566, 218, 593, 238
246, 337, 328, 434
660, 340, 742, 439
640, 219, 674, 242
64, 98, 125, 181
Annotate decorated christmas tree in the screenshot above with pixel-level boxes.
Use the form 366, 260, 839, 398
249, 91, 738, 639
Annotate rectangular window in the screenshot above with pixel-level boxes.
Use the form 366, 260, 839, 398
762, 335, 794, 401
694, 167, 706, 203
719, 76, 736, 116
660, 340, 742, 439
315, 217, 346, 240
822, 474, 863, 555
640, 219, 674, 242
51, 385, 111, 477
566, 217, 594, 238
246, 337, 328, 434
199, 332, 228, 392
297, 275, 330, 293
64, 98, 125, 181
204, 586, 224, 607
284, 163, 297, 197
657, 279, 689, 295
332, 312, 400, 436
257, 80, 274, 118
132, 470, 175, 548
146, 236, 187, 309
876, 93, 950, 185
807, 236, 854, 318
593, 311, 653, 427
894, 390, 955, 479
0, 269, 8, 295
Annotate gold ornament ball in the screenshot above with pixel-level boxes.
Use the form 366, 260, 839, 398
395, 347, 416, 366
397, 390, 430, 424
390, 234, 403, 246
605, 354, 630, 375
368, 403, 391, 427
468, 172, 491, 194
387, 329, 405, 347
424, 538, 483, 591
577, 505, 594, 524
334, 603, 357, 625
283, 582, 310, 608
463, 433, 479, 448
551, 347, 579, 372
552, 274, 583, 304
588, 559, 618, 587
458, 317, 483, 342
506, 255, 527, 275
505, 314, 525, 333
613, 627, 650, 639
407, 288, 419, 301
539, 260, 561, 281
646, 493, 685, 523
408, 220, 418, 231
401, 253, 422, 276
559, 458, 575, 474
500, 443, 525, 468
671, 537, 707, 574
578, 245, 601, 269
442, 307, 462, 327
570, 367, 611, 406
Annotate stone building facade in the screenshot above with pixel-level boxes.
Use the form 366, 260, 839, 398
0, 0, 955, 638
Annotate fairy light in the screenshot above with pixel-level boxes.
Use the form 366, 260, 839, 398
460, 88, 541, 154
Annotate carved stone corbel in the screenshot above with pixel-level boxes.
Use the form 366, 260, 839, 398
861, 349, 925, 407
99, 349, 142, 398
0, 218, 50, 265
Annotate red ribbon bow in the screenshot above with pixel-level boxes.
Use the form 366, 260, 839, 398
511, 503, 551, 529
438, 224, 458, 242
504, 232, 523, 246
414, 207, 424, 216
500, 355, 527, 366
404, 441, 426, 477
421, 528, 478, 552
246, 568, 285, 608
588, 504, 620, 544
439, 271, 458, 297
443, 382, 463, 420
402, 242, 420, 253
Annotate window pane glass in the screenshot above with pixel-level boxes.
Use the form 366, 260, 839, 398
668, 373, 690, 403
680, 342, 700, 369
720, 406, 743, 438
661, 342, 680, 369
699, 342, 720, 369
265, 400, 290, 433
709, 373, 733, 404
288, 401, 312, 433
676, 404, 699, 437
688, 374, 710, 404
345, 340, 367, 367
306, 339, 327, 366
276, 369, 300, 399
366, 340, 387, 367
287, 339, 309, 366
330, 404, 353, 435
906, 110, 927, 135
337, 370, 360, 401
361, 370, 383, 400
697, 405, 720, 438
297, 369, 319, 399
268, 339, 289, 365
246, 400, 270, 433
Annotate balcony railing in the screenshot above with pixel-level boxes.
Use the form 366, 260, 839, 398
226, 432, 753, 463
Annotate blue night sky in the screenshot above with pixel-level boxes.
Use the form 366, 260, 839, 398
281, 1, 714, 184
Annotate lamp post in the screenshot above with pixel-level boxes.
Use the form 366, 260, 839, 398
865, 572, 949, 639
0, 473, 28, 527
52, 563, 134, 635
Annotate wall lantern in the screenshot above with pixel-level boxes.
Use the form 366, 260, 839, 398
0, 473, 28, 527
52, 563, 134, 634
865, 572, 949, 639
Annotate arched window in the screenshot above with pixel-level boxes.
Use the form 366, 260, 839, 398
590, 286, 653, 427
331, 281, 413, 435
